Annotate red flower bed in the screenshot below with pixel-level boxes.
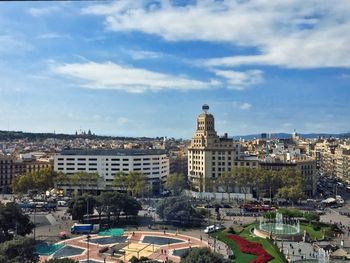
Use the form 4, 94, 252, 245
226, 234, 274, 263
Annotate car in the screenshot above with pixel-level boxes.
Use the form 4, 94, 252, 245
215, 224, 226, 231
223, 204, 232, 208
204, 224, 226, 233
147, 207, 156, 212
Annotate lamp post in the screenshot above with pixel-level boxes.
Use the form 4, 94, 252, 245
87, 234, 91, 263
33, 204, 36, 241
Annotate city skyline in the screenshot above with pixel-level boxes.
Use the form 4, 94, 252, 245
1, 1, 350, 138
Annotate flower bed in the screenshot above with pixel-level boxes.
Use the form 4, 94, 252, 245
226, 234, 274, 263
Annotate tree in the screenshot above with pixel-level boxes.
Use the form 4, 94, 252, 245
156, 196, 203, 226
276, 168, 305, 202
113, 172, 149, 197
12, 168, 57, 195
0, 237, 38, 263
165, 173, 187, 195
67, 194, 95, 222
71, 172, 101, 195
217, 172, 235, 200
93, 192, 141, 225
180, 247, 230, 263
0, 202, 34, 242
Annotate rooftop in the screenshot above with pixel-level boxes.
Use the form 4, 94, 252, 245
59, 148, 167, 156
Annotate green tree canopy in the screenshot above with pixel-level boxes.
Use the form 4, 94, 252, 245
156, 196, 203, 226
12, 168, 57, 195
180, 247, 230, 263
67, 194, 95, 222
0, 202, 34, 242
0, 237, 38, 263
164, 173, 187, 195
113, 171, 149, 197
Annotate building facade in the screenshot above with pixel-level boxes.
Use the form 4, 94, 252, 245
259, 159, 317, 198
54, 149, 169, 194
187, 105, 241, 191
0, 155, 51, 193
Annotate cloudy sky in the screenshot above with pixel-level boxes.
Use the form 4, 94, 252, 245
1, 0, 350, 138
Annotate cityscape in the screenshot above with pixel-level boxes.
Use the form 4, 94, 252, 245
1, 1, 350, 263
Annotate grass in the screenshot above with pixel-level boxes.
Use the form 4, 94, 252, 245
300, 224, 324, 240
214, 224, 287, 263
239, 225, 286, 263
214, 231, 256, 262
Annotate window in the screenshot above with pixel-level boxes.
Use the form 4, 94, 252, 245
88, 168, 97, 171
88, 158, 97, 161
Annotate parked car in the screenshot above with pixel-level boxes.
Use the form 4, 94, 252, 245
204, 224, 226, 233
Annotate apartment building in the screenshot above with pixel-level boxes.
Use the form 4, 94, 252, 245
187, 105, 241, 191
54, 149, 169, 194
0, 155, 51, 193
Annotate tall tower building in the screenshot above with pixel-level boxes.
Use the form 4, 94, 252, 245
188, 105, 241, 192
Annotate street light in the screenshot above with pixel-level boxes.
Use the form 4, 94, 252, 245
86, 234, 91, 263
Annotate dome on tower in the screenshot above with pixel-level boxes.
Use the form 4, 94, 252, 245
202, 104, 209, 113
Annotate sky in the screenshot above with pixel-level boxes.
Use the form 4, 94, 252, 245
0, 0, 350, 138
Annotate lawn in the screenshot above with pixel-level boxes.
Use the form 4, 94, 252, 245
214, 231, 256, 262
239, 225, 286, 263
214, 224, 286, 263
300, 224, 324, 240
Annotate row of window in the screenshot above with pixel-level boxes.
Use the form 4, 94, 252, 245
58, 157, 162, 161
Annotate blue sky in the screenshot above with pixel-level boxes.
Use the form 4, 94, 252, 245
0, 0, 349, 138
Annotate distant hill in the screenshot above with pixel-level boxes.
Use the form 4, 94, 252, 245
0, 130, 157, 141
0, 130, 349, 141
233, 132, 350, 140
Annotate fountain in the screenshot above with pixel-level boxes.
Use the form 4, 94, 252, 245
293, 247, 331, 263
254, 211, 302, 240
317, 248, 330, 263
275, 212, 283, 230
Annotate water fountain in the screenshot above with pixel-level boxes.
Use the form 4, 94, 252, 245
254, 211, 302, 240
293, 247, 331, 263
317, 248, 330, 263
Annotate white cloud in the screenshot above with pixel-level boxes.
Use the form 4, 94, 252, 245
213, 69, 263, 90
82, 0, 350, 69
37, 33, 70, 39
0, 35, 32, 54
52, 61, 219, 93
231, 101, 252, 111
239, 103, 252, 111
28, 6, 61, 17
127, 50, 161, 60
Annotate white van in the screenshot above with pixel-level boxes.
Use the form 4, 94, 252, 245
204, 225, 216, 234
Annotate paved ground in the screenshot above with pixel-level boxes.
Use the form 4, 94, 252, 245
39, 231, 209, 263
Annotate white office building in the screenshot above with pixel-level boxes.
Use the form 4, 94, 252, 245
54, 149, 169, 194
